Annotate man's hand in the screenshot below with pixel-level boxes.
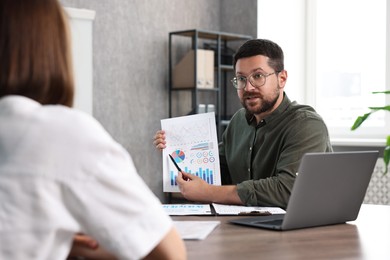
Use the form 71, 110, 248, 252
177, 172, 243, 205
153, 130, 166, 151
176, 171, 212, 203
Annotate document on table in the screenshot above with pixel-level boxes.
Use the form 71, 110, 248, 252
212, 203, 286, 216
162, 204, 212, 215
162, 203, 285, 216
173, 221, 220, 240
160, 112, 221, 192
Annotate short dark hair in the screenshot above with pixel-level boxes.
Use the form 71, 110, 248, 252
233, 39, 284, 72
0, 0, 74, 107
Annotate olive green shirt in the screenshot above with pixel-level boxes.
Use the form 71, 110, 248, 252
219, 93, 333, 209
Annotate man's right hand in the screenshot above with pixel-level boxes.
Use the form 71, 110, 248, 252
153, 130, 166, 151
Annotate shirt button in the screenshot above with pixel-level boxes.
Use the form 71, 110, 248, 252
249, 147, 252, 151
248, 168, 250, 172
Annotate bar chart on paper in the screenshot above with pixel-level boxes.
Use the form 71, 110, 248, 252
161, 113, 221, 192
168, 149, 217, 186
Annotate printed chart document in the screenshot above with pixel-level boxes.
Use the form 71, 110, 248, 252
212, 203, 286, 216
173, 221, 220, 240
161, 112, 221, 192
162, 203, 285, 216
162, 204, 212, 215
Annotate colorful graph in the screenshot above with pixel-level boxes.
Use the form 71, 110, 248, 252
170, 166, 215, 186
162, 113, 221, 192
190, 142, 211, 150
171, 150, 185, 163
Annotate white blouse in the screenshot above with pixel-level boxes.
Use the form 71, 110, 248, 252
0, 96, 172, 260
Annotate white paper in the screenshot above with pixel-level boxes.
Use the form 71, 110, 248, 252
173, 221, 220, 240
162, 204, 212, 215
161, 112, 221, 192
212, 203, 286, 215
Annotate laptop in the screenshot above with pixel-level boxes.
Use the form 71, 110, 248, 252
230, 151, 379, 231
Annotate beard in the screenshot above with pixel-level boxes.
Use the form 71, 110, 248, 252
240, 86, 281, 115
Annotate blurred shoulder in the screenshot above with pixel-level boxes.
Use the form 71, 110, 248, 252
0, 95, 115, 146
41, 103, 115, 148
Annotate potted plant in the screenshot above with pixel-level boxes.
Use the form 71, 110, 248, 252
351, 91, 390, 174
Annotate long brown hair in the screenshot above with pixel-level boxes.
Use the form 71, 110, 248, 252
0, 0, 74, 107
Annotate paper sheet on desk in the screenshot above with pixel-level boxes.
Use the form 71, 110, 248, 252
173, 221, 220, 240
162, 204, 212, 215
212, 203, 286, 215
160, 112, 221, 192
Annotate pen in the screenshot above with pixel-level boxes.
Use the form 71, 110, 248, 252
168, 154, 190, 181
168, 154, 182, 172
238, 211, 271, 216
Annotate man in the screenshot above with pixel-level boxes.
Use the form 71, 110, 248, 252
154, 39, 332, 209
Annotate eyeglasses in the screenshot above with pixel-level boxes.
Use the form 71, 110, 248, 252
231, 71, 280, 89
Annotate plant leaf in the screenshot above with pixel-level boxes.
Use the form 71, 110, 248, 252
372, 90, 390, 94
351, 112, 373, 130
368, 105, 390, 112
382, 136, 390, 175
383, 146, 390, 175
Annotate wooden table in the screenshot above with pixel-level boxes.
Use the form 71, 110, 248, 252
173, 204, 390, 260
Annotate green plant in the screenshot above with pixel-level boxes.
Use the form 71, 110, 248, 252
351, 90, 390, 174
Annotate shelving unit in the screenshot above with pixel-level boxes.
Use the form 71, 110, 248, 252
168, 29, 252, 140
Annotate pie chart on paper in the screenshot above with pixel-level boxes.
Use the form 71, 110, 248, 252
171, 150, 185, 163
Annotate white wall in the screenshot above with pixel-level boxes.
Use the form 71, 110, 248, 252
64, 7, 95, 115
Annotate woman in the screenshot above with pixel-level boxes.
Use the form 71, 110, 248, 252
0, 0, 186, 259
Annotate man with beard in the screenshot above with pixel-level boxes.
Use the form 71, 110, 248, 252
154, 39, 332, 209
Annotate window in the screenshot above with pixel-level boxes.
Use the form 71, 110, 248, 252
258, 0, 389, 144
308, 0, 388, 143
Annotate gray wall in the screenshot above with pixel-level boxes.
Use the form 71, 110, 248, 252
60, 0, 257, 201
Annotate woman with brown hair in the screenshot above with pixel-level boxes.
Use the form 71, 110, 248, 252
0, 0, 186, 259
